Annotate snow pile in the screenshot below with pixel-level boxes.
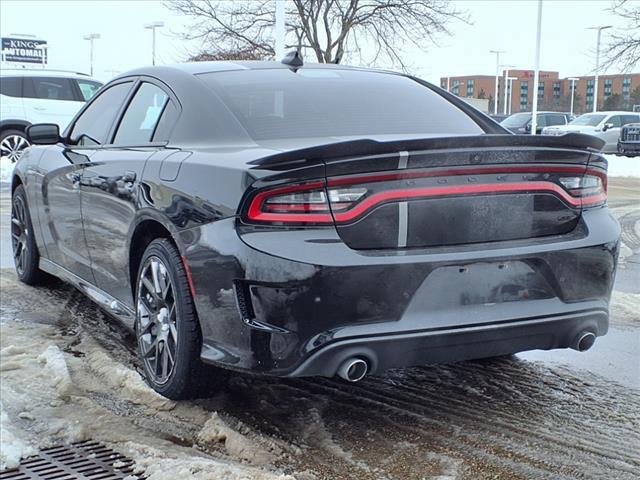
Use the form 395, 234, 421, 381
197, 412, 283, 465
0, 403, 36, 470
38, 345, 72, 396
604, 154, 640, 178
85, 349, 176, 412
0, 156, 14, 184
120, 442, 294, 480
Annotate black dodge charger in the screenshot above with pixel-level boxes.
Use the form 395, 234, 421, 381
11, 60, 620, 399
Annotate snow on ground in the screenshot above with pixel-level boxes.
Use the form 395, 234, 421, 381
0, 157, 15, 185
604, 154, 640, 178
0, 276, 296, 480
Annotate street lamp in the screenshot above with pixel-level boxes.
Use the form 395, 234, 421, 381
500, 64, 515, 115
567, 77, 580, 116
530, 0, 543, 135
144, 21, 165, 66
83, 33, 100, 76
506, 76, 518, 115
490, 50, 505, 115
588, 25, 612, 113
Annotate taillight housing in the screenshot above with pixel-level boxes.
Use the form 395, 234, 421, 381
246, 181, 368, 224
559, 171, 607, 207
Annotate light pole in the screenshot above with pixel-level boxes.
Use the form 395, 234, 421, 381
500, 64, 515, 115
490, 50, 505, 115
275, 0, 285, 59
588, 25, 612, 113
567, 77, 580, 115
530, 0, 543, 135
83, 33, 100, 76
144, 21, 165, 66
507, 76, 518, 115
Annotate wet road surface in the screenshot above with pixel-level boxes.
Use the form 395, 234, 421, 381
1, 179, 639, 479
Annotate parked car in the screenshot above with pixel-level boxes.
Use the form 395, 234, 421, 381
542, 111, 640, 153
617, 123, 640, 156
500, 111, 573, 134
0, 68, 103, 162
11, 61, 619, 399
489, 114, 509, 123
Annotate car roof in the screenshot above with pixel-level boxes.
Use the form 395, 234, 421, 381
0, 67, 100, 81
114, 60, 399, 81
579, 111, 638, 115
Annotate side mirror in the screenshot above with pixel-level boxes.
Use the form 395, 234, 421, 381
525, 124, 532, 133
26, 123, 60, 145
602, 122, 614, 132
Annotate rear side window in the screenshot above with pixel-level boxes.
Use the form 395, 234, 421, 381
76, 79, 102, 101
622, 115, 640, 126
608, 115, 623, 128
24, 77, 76, 101
113, 83, 169, 145
0, 77, 22, 97
71, 82, 133, 146
199, 69, 484, 141
547, 114, 566, 126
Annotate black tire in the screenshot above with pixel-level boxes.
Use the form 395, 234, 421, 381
134, 238, 224, 399
1, 129, 30, 163
11, 185, 49, 285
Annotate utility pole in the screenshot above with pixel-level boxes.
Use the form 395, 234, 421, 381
530, 0, 543, 136
144, 21, 165, 66
500, 65, 515, 115
567, 77, 580, 115
83, 33, 100, 76
507, 76, 518, 115
490, 50, 505, 115
275, 0, 285, 59
588, 25, 612, 113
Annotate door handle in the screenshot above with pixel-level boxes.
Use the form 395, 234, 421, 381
122, 171, 136, 183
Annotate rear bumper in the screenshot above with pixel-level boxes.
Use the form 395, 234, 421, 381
288, 309, 608, 377
179, 206, 620, 377
617, 141, 640, 154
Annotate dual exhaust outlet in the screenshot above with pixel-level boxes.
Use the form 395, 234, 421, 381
335, 331, 596, 382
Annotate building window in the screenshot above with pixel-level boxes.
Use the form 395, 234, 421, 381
622, 77, 631, 97
538, 82, 544, 99
466, 79, 474, 97
553, 82, 561, 99
520, 81, 529, 110
453, 79, 459, 96
604, 79, 613, 98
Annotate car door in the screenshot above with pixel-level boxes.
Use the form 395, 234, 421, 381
22, 76, 85, 131
36, 80, 134, 282
602, 115, 623, 151
81, 79, 176, 306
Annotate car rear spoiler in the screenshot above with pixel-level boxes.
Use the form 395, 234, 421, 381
250, 133, 605, 168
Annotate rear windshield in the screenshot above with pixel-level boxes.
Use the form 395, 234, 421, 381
198, 68, 484, 141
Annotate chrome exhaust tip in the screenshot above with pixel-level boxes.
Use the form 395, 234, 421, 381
337, 358, 368, 382
573, 331, 596, 352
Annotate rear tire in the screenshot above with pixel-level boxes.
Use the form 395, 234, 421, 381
11, 185, 49, 285
134, 238, 225, 399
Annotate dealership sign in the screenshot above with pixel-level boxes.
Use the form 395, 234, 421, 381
1, 37, 47, 64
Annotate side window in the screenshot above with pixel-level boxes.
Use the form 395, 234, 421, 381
0, 77, 22, 97
23, 77, 76, 101
70, 82, 133, 146
548, 114, 566, 126
152, 100, 179, 142
75, 80, 103, 101
607, 115, 622, 128
536, 115, 547, 127
113, 83, 169, 145
622, 115, 640, 126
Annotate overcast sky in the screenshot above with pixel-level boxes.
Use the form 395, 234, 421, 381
0, 0, 631, 83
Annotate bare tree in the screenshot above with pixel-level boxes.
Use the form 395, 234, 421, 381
602, 0, 640, 71
166, 0, 467, 69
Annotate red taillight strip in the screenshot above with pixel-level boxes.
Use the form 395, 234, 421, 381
247, 180, 333, 223
332, 181, 581, 223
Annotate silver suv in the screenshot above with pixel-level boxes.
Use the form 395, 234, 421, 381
1, 68, 103, 161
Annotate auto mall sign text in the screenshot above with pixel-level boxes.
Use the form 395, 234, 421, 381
1, 37, 47, 64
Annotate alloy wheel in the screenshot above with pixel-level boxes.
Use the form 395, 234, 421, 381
11, 195, 29, 276
1, 134, 30, 162
136, 256, 178, 385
